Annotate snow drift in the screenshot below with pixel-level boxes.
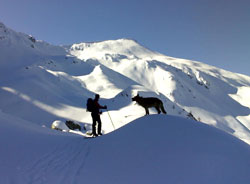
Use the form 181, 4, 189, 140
0, 112, 249, 184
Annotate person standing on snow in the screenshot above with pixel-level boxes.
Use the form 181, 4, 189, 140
91, 94, 107, 136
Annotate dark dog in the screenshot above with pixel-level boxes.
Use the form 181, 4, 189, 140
132, 94, 166, 115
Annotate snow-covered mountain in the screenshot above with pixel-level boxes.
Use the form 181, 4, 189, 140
0, 22, 250, 183
1, 22, 249, 143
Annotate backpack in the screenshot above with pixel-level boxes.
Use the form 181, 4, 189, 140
86, 98, 95, 112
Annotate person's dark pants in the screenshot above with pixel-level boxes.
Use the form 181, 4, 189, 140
91, 113, 102, 135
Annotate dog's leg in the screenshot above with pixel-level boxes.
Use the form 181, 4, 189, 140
145, 108, 149, 115
160, 104, 166, 114
155, 106, 161, 114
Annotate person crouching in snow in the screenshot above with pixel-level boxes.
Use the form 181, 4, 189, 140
91, 94, 107, 136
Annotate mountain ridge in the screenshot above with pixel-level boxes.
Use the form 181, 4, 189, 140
0, 21, 249, 144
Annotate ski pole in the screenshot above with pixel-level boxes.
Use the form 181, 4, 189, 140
106, 110, 115, 130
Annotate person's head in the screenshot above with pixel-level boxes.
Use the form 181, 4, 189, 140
95, 94, 100, 100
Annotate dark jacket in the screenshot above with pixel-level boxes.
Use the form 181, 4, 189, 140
92, 100, 106, 114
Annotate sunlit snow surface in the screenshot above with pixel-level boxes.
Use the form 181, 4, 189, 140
0, 22, 250, 183
0, 111, 250, 184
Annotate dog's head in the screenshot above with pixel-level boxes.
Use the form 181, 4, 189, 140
132, 94, 140, 102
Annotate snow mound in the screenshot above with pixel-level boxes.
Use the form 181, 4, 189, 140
51, 120, 69, 131
0, 112, 249, 184
86, 115, 250, 184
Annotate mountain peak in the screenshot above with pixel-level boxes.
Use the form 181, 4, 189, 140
1, 22, 250, 145
69, 38, 158, 61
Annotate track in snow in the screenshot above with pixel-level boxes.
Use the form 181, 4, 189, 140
22, 138, 91, 184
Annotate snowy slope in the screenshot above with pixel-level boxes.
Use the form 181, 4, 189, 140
1, 21, 250, 184
68, 38, 250, 144
0, 20, 250, 144
0, 111, 249, 184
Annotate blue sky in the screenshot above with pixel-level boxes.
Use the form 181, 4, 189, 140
1, 0, 250, 76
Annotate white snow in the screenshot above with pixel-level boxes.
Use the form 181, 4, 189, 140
0, 22, 250, 183
51, 120, 70, 131
0, 111, 249, 184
